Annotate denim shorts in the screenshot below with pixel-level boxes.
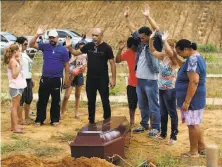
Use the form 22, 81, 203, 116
71, 73, 84, 87
9, 88, 24, 97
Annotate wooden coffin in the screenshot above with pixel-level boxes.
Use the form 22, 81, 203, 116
70, 116, 131, 160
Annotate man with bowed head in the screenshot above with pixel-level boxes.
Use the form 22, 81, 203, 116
29, 26, 70, 127
66, 27, 116, 124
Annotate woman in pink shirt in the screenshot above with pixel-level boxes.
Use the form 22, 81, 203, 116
4, 44, 27, 133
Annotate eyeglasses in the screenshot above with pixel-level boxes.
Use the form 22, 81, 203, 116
23, 43, 28, 46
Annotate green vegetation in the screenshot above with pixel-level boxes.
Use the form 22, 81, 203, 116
198, 43, 218, 53
34, 146, 63, 157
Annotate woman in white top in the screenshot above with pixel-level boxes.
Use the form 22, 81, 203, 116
16, 37, 35, 125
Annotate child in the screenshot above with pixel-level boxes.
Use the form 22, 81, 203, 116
61, 41, 87, 119
4, 44, 27, 133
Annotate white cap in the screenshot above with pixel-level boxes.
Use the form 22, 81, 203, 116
48, 30, 58, 37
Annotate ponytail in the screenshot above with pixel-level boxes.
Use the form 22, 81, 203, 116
3, 44, 19, 65
176, 39, 198, 51
190, 42, 197, 50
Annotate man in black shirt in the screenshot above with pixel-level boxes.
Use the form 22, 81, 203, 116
66, 28, 116, 124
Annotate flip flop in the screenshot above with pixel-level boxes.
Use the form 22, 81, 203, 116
13, 131, 25, 134
181, 152, 199, 158
35, 122, 41, 127
199, 150, 206, 155
74, 115, 80, 119
52, 122, 59, 127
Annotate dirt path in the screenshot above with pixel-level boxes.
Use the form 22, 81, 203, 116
1, 103, 222, 166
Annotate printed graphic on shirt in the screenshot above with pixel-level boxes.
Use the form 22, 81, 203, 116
69, 54, 87, 73
158, 57, 177, 90
187, 55, 198, 72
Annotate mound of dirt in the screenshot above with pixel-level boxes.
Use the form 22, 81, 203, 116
2, 1, 222, 49
1, 155, 118, 167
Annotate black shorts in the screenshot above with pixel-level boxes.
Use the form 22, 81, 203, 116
20, 79, 33, 106
127, 85, 138, 110
71, 73, 84, 87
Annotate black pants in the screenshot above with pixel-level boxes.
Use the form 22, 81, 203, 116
86, 77, 111, 123
35, 77, 62, 124
159, 89, 178, 140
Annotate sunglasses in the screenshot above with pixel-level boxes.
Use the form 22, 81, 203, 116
23, 43, 28, 46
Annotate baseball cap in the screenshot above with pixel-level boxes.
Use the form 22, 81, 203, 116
48, 30, 58, 37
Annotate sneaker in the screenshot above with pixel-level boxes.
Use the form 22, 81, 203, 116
148, 129, 159, 137
133, 126, 147, 134
166, 139, 177, 145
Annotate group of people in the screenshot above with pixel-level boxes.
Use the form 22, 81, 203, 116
5, 4, 206, 158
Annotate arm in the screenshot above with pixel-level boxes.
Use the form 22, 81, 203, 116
29, 34, 40, 49
66, 36, 83, 56
11, 61, 21, 79
142, 5, 159, 31
149, 34, 164, 60
109, 58, 116, 88
124, 7, 137, 33
182, 72, 199, 111
115, 40, 126, 63
172, 49, 185, 67
165, 41, 178, 66
67, 46, 82, 56
29, 25, 46, 49
63, 62, 71, 87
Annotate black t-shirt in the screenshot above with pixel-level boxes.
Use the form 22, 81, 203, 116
80, 42, 114, 78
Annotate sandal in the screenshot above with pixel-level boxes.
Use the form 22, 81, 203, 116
52, 122, 59, 127
35, 122, 41, 127
199, 150, 206, 155
74, 115, 80, 119
181, 152, 199, 158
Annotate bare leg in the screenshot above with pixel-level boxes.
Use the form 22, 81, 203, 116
74, 86, 82, 118
24, 103, 31, 119
61, 86, 73, 119
129, 109, 136, 126
11, 95, 23, 132
198, 124, 206, 153
188, 125, 199, 155
18, 106, 24, 124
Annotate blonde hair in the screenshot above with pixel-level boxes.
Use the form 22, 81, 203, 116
3, 44, 19, 65
167, 38, 177, 47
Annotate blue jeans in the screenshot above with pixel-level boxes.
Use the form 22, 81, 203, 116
159, 89, 178, 140
136, 79, 160, 130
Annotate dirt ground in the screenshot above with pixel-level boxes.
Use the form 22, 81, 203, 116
1, 101, 222, 167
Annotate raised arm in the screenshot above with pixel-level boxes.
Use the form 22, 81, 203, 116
65, 36, 82, 56
172, 49, 185, 67
115, 40, 126, 63
149, 30, 165, 60
29, 25, 46, 49
124, 7, 137, 34
142, 5, 159, 31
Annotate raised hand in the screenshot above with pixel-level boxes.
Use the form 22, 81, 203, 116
150, 30, 156, 39
65, 36, 72, 47
141, 4, 150, 17
162, 31, 169, 42
118, 40, 126, 50
36, 25, 46, 35
124, 7, 130, 18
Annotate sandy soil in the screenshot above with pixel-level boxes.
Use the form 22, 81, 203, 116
1, 102, 222, 167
